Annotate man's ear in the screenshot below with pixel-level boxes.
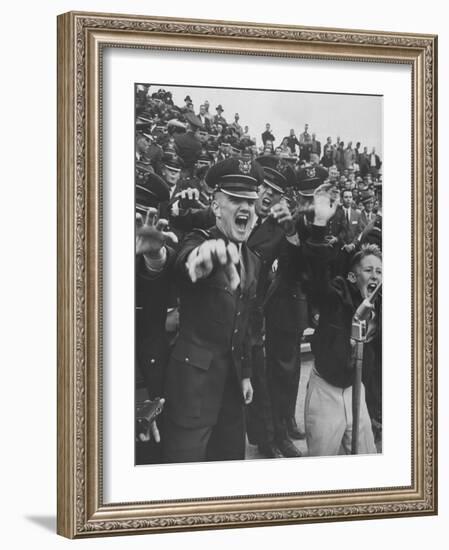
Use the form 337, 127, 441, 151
347, 271, 357, 284
211, 198, 220, 219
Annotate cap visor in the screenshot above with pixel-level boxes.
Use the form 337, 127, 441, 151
220, 189, 258, 200
264, 179, 284, 194
297, 189, 316, 197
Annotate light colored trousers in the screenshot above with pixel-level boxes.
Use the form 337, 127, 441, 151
305, 368, 377, 457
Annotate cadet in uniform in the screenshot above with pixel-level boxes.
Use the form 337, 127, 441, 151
162, 158, 263, 463
245, 155, 301, 458
135, 172, 177, 463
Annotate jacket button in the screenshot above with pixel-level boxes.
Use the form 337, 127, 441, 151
237, 311, 241, 316
234, 328, 238, 334
185, 357, 189, 362
231, 346, 235, 351
150, 359, 155, 365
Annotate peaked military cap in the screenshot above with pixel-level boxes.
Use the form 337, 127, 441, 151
161, 151, 184, 172
256, 154, 296, 193
205, 158, 263, 199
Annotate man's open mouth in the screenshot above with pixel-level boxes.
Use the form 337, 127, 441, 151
262, 197, 272, 207
235, 213, 250, 231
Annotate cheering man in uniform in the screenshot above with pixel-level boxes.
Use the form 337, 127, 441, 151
163, 158, 263, 463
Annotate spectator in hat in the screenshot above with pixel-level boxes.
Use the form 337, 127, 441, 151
262, 123, 276, 147
213, 104, 227, 127
359, 194, 376, 230
162, 158, 264, 463
164, 91, 174, 106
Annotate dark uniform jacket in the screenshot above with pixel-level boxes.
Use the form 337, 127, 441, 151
135, 250, 175, 398
245, 217, 287, 345
168, 210, 289, 343
304, 225, 382, 392
168, 211, 300, 340
164, 226, 260, 429
264, 237, 309, 335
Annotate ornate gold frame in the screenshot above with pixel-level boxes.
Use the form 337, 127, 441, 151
57, 11, 438, 538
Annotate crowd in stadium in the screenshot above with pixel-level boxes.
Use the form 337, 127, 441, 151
134, 84, 383, 464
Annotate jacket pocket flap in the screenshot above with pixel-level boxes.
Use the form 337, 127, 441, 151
171, 341, 213, 370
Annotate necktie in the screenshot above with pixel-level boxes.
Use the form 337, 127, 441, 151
347, 209, 350, 223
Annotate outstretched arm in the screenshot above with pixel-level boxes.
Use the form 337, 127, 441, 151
186, 239, 241, 291
303, 184, 340, 304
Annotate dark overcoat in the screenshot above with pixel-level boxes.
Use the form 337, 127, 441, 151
164, 226, 260, 429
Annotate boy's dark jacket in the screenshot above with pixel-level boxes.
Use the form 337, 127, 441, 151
305, 225, 381, 390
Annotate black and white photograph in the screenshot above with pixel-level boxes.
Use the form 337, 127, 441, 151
134, 83, 383, 466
